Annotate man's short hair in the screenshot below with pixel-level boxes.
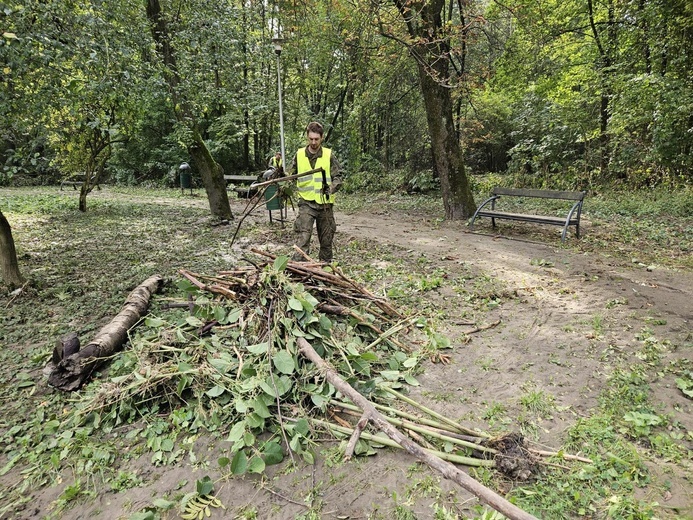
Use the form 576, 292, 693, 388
306, 121, 324, 136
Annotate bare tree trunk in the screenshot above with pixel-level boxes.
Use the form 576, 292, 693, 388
189, 128, 231, 219
47, 274, 163, 391
587, 0, 616, 179
0, 210, 24, 288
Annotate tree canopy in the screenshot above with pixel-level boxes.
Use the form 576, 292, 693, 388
1, 0, 690, 200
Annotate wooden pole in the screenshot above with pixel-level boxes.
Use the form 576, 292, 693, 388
249, 167, 324, 189
297, 337, 539, 520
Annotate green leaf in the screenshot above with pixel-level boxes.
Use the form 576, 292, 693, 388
185, 316, 204, 327
319, 315, 333, 331
246, 342, 268, 355
404, 373, 420, 386
311, 394, 329, 409
260, 375, 292, 397
160, 438, 174, 452
231, 450, 248, 475
252, 397, 272, 418
225, 309, 242, 324
178, 362, 194, 372
302, 450, 315, 464
273, 256, 289, 271
246, 413, 265, 429
152, 498, 175, 510
145, 317, 165, 327
272, 351, 295, 375
218, 456, 230, 467
675, 377, 693, 398
290, 434, 302, 452
380, 370, 401, 381
248, 456, 266, 474
243, 431, 256, 446
43, 420, 60, 434
288, 298, 303, 311
213, 306, 227, 323
299, 296, 315, 313
293, 418, 310, 436
209, 356, 235, 373
196, 476, 214, 496
402, 356, 418, 368
226, 421, 246, 444
206, 385, 225, 398
235, 399, 249, 413
261, 441, 284, 465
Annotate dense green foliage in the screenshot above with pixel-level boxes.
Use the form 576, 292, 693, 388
1, 0, 691, 189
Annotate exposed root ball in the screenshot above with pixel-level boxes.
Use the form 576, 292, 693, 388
487, 433, 538, 481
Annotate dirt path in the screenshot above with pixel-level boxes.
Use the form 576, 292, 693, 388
337, 208, 692, 430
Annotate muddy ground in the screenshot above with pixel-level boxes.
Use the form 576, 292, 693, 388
3, 191, 692, 519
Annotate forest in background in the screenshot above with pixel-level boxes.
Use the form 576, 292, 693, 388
1, 0, 691, 198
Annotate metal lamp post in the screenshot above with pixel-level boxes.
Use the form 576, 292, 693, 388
273, 38, 286, 170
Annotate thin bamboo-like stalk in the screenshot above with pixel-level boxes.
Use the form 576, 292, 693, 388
336, 407, 498, 455
330, 399, 483, 440
363, 319, 415, 352
298, 337, 538, 520
528, 448, 593, 464
379, 386, 490, 438
309, 418, 495, 467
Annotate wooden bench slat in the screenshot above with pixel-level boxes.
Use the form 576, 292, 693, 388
224, 175, 259, 183
492, 187, 585, 201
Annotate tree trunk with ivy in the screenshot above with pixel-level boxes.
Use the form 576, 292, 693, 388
146, 0, 232, 221
0, 210, 24, 288
393, 0, 476, 219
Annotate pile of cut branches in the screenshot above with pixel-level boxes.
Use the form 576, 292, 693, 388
72, 251, 555, 483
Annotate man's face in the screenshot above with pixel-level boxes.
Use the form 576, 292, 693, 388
307, 131, 322, 153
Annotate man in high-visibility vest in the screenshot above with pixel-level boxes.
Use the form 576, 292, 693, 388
268, 151, 282, 170
288, 121, 342, 262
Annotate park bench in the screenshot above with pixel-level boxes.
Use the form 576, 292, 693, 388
224, 174, 261, 198
469, 187, 586, 242
60, 175, 101, 191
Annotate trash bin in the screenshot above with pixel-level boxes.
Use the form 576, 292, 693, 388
179, 163, 192, 194
265, 184, 283, 210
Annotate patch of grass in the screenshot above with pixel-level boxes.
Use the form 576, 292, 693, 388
519, 387, 555, 418
482, 402, 506, 424
512, 329, 691, 519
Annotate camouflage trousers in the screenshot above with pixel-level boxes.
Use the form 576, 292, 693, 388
293, 200, 337, 262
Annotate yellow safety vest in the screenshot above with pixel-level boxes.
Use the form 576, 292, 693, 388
270, 156, 282, 168
296, 147, 334, 204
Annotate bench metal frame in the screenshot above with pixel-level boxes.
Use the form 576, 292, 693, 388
469, 187, 586, 243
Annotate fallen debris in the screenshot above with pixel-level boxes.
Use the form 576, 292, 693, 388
297, 336, 539, 520
47, 274, 163, 391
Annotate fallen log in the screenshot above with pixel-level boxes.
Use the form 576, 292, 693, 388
297, 336, 539, 520
47, 274, 163, 391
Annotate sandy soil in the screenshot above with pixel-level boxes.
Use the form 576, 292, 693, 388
8, 196, 693, 519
